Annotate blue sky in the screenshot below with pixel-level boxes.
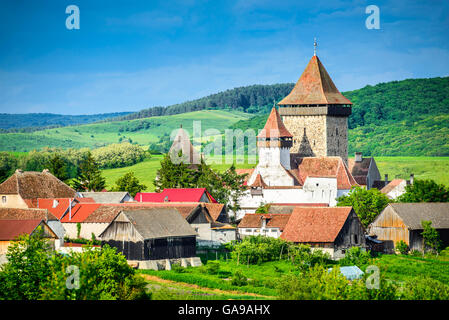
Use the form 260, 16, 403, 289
1, 0, 448, 114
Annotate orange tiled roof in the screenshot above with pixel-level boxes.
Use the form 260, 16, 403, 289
291, 156, 358, 189
280, 207, 353, 243
250, 174, 268, 188
278, 55, 352, 106
380, 179, 404, 194
0, 207, 58, 221
257, 107, 293, 139
238, 213, 291, 231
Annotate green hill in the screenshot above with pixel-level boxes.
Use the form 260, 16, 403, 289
0, 110, 251, 152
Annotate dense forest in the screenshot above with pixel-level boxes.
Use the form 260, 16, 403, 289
114, 84, 295, 121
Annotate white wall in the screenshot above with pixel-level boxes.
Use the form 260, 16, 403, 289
63, 222, 109, 240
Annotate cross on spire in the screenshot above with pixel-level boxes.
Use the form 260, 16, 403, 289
314, 37, 317, 56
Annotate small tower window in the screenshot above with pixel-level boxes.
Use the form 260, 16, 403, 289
1, 196, 6, 203
336, 128, 338, 136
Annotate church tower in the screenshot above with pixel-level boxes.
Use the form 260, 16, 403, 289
248, 107, 295, 187
278, 45, 352, 164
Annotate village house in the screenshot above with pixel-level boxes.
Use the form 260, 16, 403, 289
0, 169, 76, 209
280, 207, 367, 259
77, 191, 134, 203
0, 208, 63, 263
347, 152, 381, 189
0, 207, 65, 248
368, 203, 449, 252
238, 213, 291, 239
0, 219, 59, 257
99, 207, 201, 270
371, 174, 414, 199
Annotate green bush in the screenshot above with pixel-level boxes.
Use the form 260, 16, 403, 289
396, 240, 409, 255
0, 231, 150, 300
171, 263, 186, 273
205, 261, 220, 275
339, 247, 372, 267
401, 277, 449, 300
231, 270, 248, 286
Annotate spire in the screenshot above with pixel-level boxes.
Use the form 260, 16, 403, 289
313, 37, 317, 56
257, 107, 293, 139
278, 54, 352, 106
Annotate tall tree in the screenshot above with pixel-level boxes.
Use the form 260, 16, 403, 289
153, 151, 195, 191
397, 179, 449, 203
46, 153, 69, 182
0, 152, 18, 183
337, 186, 391, 228
112, 171, 147, 197
71, 151, 106, 192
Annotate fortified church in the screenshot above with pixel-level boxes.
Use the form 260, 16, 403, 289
234, 46, 375, 219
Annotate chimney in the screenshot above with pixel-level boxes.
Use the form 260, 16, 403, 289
384, 174, 388, 184
410, 174, 414, 185
15, 169, 23, 173
261, 216, 267, 229
355, 152, 363, 162
42, 169, 49, 173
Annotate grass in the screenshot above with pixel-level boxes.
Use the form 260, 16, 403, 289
373, 253, 449, 285
374, 156, 449, 186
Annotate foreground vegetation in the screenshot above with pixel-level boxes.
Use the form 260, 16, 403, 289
139, 237, 449, 300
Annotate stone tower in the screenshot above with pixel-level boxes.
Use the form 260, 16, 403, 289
277, 54, 352, 164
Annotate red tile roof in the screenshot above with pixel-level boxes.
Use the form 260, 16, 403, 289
0, 207, 57, 221
257, 107, 293, 139
135, 188, 217, 203
202, 203, 225, 222
280, 207, 353, 243
278, 55, 352, 106
238, 213, 291, 231
291, 156, 358, 189
37, 198, 71, 220
0, 219, 44, 240
60, 203, 102, 223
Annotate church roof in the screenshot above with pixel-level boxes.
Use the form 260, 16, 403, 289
257, 107, 293, 139
278, 55, 352, 106
290, 156, 359, 190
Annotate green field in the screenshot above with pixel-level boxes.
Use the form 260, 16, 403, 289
0, 110, 252, 152
102, 155, 449, 191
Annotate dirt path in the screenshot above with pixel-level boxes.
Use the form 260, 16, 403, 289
140, 274, 274, 299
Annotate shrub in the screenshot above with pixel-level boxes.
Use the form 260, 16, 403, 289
396, 240, 409, 255
205, 261, 220, 275
91, 142, 146, 169
339, 247, 371, 267
231, 270, 248, 286
401, 277, 449, 300
171, 263, 186, 273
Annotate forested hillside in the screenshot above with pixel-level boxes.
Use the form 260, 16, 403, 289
0, 112, 133, 131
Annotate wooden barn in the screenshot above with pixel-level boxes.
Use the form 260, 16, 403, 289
368, 203, 449, 252
99, 207, 197, 261
280, 206, 367, 259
